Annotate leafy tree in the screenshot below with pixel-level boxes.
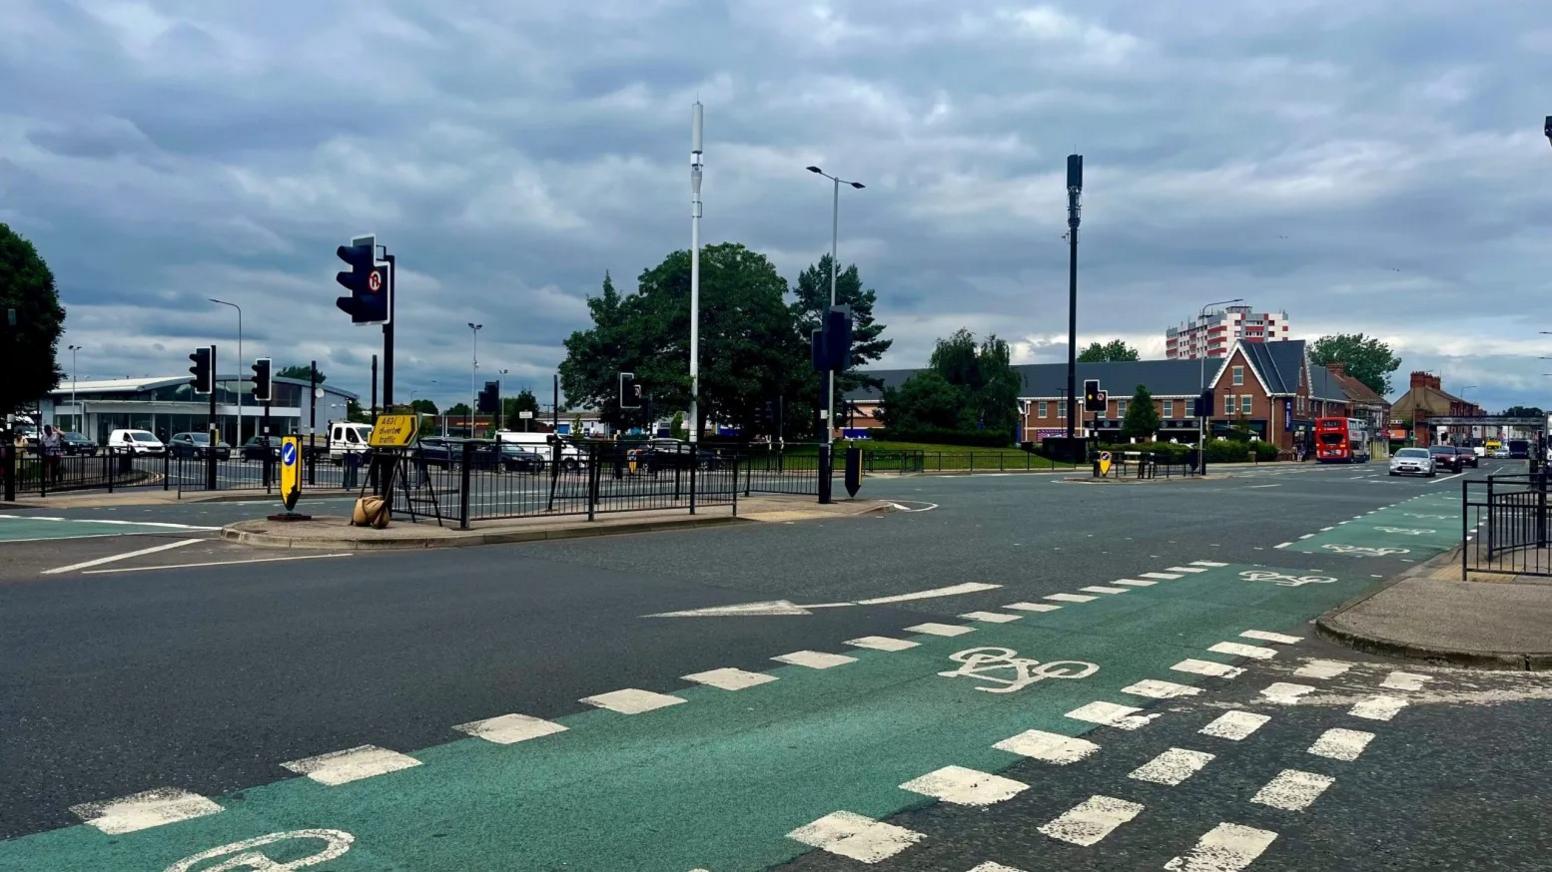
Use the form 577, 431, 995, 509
0, 224, 65, 415
882, 329, 1019, 434
409, 398, 438, 415
345, 399, 370, 423
277, 364, 323, 384
791, 254, 892, 403
501, 389, 540, 428
670, 411, 686, 441
879, 370, 965, 431
1122, 384, 1160, 439
1502, 405, 1544, 418
1310, 334, 1400, 395
447, 402, 471, 416
1077, 339, 1140, 362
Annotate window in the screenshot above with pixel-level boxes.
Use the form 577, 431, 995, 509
1163, 399, 1174, 418
1241, 395, 1253, 415
1038, 400, 1048, 418
1057, 400, 1067, 419
1232, 365, 1244, 386
1224, 394, 1235, 415
1116, 399, 1128, 416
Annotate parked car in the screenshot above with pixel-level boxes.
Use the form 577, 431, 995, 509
1390, 447, 1435, 477
60, 432, 98, 456
498, 443, 546, 473
168, 431, 231, 461
1458, 446, 1479, 469
1427, 444, 1463, 473
107, 428, 165, 455
413, 437, 459, 469
1493, 446, 1511, 459
241, 436, 281, 462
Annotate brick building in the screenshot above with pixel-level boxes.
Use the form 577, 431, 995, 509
1165, 305, 1292, 360
1389, 372, 1483, 447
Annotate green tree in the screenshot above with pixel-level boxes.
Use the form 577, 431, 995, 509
879, 370, 965, 431
409, 398, 438, 415
1077, 339, 1140, 362
791, 255, 892, 401
1122, 384, 1160, 439
277, 364, 324, 384
1310, 334, 1400, 395
345, 399, 370, 423
882, 329, 1019, 435
0, 224, 65, 415
447, 402, 471, 416
502, 389, 541, 430
1502, 405, 1544, 418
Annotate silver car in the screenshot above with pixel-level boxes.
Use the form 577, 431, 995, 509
1389, 447, 1435, 477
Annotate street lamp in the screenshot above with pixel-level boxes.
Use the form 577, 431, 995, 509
66, 344, 81, 432
689, 102, 704, 444
1195, 297, 1244, 472
497, 367, 510, 432
806, 165, 866, 447
209, 298, 242, 442
467, 322, 483, 436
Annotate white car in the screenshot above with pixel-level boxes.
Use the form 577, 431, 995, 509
1388, 447, 1434, 477
106, 428, 165, 455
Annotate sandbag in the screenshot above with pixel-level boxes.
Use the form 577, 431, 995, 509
352, 496, 389, 528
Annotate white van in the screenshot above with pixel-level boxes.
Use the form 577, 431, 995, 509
495, 430, 581, 467
328, 422, 374, 462
107, 429, 165, 455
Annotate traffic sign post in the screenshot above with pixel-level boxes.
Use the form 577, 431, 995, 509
268, 434, 311, 521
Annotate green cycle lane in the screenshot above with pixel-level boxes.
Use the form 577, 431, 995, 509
0, 559, 1387, 872
1278, 489, 1461, 560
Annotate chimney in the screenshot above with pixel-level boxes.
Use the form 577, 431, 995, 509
1327, 362, 1346, 377
1408, 371, 1440, 390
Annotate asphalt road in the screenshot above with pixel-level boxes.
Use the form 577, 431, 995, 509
0, 459, 1539, 871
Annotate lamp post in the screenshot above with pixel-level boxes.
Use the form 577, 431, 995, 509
1064, 155, 1083, 444
689, 102, 704, 444
805, 164, 865, 446
497, 368, 510, 432
209, 298, 242, 442
66, 344, 81, 432
467, 322, 482, 436
1195, 297, 1244, 472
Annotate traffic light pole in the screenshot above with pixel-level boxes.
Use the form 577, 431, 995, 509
207, 344, 218, 492
382, 253, 396, 409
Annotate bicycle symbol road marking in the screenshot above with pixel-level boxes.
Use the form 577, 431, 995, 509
1239, 570, 1337, 588
165, 829, 353, 871
939, 647, 1098, 694
1374, 526, 1434, 535
1401, 513, 1451, 520
1322, 544, 1410, 557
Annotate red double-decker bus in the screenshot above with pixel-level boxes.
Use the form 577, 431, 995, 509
1314, 417, 1371, 463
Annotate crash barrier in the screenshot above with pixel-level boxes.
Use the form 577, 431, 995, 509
1463, 472, 1552, 578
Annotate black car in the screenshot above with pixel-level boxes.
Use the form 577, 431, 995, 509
60, 432, 98, 456
1428, 444, 1463, 473
240, 436, 282, 462
169, 431, 232, 460
498, 443, 545, 473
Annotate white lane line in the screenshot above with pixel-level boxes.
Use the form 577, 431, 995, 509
1139, 571, 1183, 580
83, 552, 353, 574
1297, 533, 1314, 540
905, 622, 976, 637
845, 635, 920, 652
1251, 769, 1335, 812
1380, 671, 1431, 691
42, 538, 201, 575
1209, 641, 1277, 660
993, 729, 1100, 765
1350, 694, 1408, 721
70, 787, 222, 834
1066, 700, 1158, 731
1274, 542, 1291, 549
1294, 659, 1353, 680
1200, 711, 1270, 741
900, 765, 1028, 806
772, 650, 857, 669
1079, 585, 1130, 595
960, 610, 1023, 623
281, 745, 421, 786
788, 810, 924, 863
967, 864, 1025, 872
1045, 593, 1097, 603
1172, 659, 1245, 679
1320, 526, 1335, 531
0, 514, 220, 530
1112, 578, 1157, 587
1166, 566, 1209, 573
1122, 679, 1203, 700
1003, 601, 1062, 613
1247, 483, 1280, 488
580, 688, 687, 714
682, 667, 780, 690
1259, 682, 1317, 704
1164, 822, 1278, 871
1428, 472, 1466, 484
1308, 728, 1375, 762
1190, 560, 1228, 567
1239, 630, 1302, 644
454, 713, 568, 744
1038, 795, 1143, 846
1128, 747, 1215, 786
856, 581, 1001, 605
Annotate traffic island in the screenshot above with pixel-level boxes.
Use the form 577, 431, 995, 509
222, 494, 891, 551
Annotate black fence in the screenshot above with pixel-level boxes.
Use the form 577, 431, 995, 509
2, 447, 170, 498
1099, 450, 1202, 479
1462, 472, 1552, 577
739, 445, 824, 496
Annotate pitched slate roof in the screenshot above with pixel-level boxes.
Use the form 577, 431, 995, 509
1324, 366, 1387, 406
844, 359, 1207, 402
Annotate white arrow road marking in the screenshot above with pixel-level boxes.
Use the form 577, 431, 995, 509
889, 501, 939, 512
646, 582, 1002, 617
42, 538, 202, 575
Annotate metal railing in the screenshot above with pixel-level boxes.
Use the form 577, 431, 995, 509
1462, 472, 1552, 577
2, 447, 169, 498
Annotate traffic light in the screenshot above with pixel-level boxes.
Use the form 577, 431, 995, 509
811, 305, 854, 372
477, 380, 500, 414
250, 357, 272, 404
334, 238, 390, 325
1193, 389, 1214, 417
1083, 379, 1105, 412
188, 346, 214, 394
619, 372, 642, 409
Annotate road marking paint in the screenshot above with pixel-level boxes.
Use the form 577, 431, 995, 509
856, 582, 1002, 605
772, 650, 857, 669
579, 688, 688, 714
1247, 483, 1280, 488
1380, 670, 1431, 691
1140, 571, 1183, 580
900, 765, 1028, 806
1003, 601, 1062, 612
1164, 822, 1278, 871
1350, 694, 1408, 721
1190, 560, 1228, 567
1038, 795, 1144, 846
960, 610, 1023, 623
1294, 659, 1353, 679
1128, 747, 1215, 785
1428, 471, 1465, 484
1166, 566, 1209, 573
83, 552, 353, 574
1079, 585, 1130, 595
41, 538, 202, 575
650, 582, 1004, 617
70, 787, 222, 834
1172, 659, 1245, 679
1320, 526, 1335, 531
1308, 728, 1375, 762
682, 667, 780, 690
1240, 629, 1301, 645
1297, 533, 1314, 539
788, 810, 924, 863
1274, 542, 1291, 549
993, 729, 1100, 764
1251, 769, 1335, 811
906, 622, 976, 637
845, 635, 920, 652
453, 713, 569, 744
0, 514, 219, 530
1112, 578, 1157, 587
1259, 682, 1317, 704
1122, 679, 1203, 699
1209, 641, 1277, 660
967, 864, 1025, 872
281, 745, 421, 786
1200, 711, 1270, 741
1066, 700, 1158, 731
1045, 593, 1096, 603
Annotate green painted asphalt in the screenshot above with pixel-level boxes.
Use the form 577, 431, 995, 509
0, 515, 217, 542
1282, 490, 1461, 560
0, 560, 1379, 872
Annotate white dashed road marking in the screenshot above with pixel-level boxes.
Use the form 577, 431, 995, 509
1128, 747, 1215, 786
1294, 659, 1353, 679
1066, 700, 1158, 731
1199, 711, 1270, 741
1259, 682, 1317, 704
453, 713, 569, 744
1164, 822, 1278, 871
845, 636, 920, 652
1350, 695, 1408, 721
960, 611, 1022, 623
993, 729, 1100, 765
1112, 578, 1157, 587
1308, 728, 1375, 762
1190, 560, 1228, 567
1038, 795, 1144, 846
1208, 641, 1277, 660
1380, 671, 1431, 691
772, 650, 857, 670
788, 810, 924, 864
1251, 769, 1335, 812
967, 863, 1025, 872
682, 667, 780, 690
1045, 593, 1097, 603
70, 788, 222, 834
1240, 630, 1301, 644
906, 622, 976, 637
1122, 679, 1203, 700
1140, 572, 1183, 580
1079, 585, 1129, 595
1171, 659, 1245, 679
281, 745, 422, 786
1166, 566, 1209, 573
1003, 601, 1062, 613
900, 765, 1028, 806
580, 688, 688, 714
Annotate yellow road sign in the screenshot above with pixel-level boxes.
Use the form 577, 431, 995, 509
1098, 450, 1112, 477
279, 435, 303, 510
369, 414, 418, 447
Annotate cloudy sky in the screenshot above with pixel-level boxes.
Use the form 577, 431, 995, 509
4, 1, 1551, 412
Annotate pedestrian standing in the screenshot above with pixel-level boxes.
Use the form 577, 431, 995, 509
41, 424, 63, 484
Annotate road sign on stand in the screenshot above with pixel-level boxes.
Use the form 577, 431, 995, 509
269, 435, 311, 521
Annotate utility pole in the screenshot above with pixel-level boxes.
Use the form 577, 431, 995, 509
1064, 155, 1082, 443
382, 249, 396, 409
689, 101, 704, 444
370, 354, 378, 420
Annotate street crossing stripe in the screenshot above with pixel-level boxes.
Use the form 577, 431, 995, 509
1112, 578, 1156, 587
681, 667, 779, 690
1380, 671, 1431, 691
1037, 795, 1143, 846
579, 688, 687, 714
959, 611, 1022, 623
1209, 641, 1277, 660
1294, 659, 1353, 679
1164, 822, 1278, 871
1308, 728, 1375, 762
1166, 566, 1209, 573
1045, 593, 1097, 603
844, 636, 920, 652
993, 729, 1100, 765
899, 765, 1028, 806
905, 622, 976, 637
1190, 560, 1228, 567
1066, 700, 1158, 731
1079, 585, 1129, 595
772, 650, 857, 669
69, 788, 222, 834
1122, 679, 1202, 699
1002, 601, 1062, 612
1139, 572, 1183, 580
1128, 747, 1215, 786
280, 745, 421, 786
1199, 711, 1270, 741
453, 713, 568, 744
1349, 694, 1408, 721
1259, 682, 1317, 704
788, 811, 924, 863
1251, 769, 1335, 811
1171, 659, 1244, 679
1240, 630, 1301, 644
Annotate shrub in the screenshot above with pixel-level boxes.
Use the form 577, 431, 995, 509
1251, 440, 1279, 461
1097, 440, 1193, 460
1204, 438, 1250, 463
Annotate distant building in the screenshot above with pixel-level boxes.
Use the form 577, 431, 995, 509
1389, 372, 1484, 446
1166, 305, 1291, 360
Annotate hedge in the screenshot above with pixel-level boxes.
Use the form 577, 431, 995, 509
1204, 438, 1250, 463
1251, 440, 1279, 461
1097, 441, 1194, 460
871, 429, 1013, 448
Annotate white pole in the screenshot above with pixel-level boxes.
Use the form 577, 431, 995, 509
826, 176, 838, 446
689, 101, 703, 444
